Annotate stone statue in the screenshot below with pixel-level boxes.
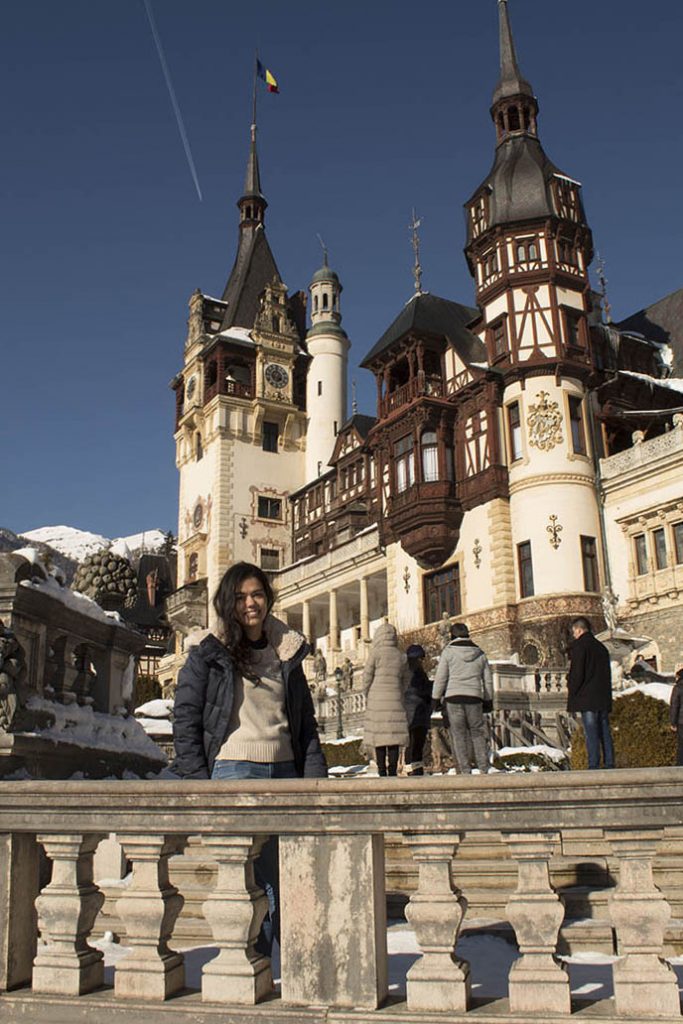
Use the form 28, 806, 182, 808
437, 612, 452, 650
0, 621, 26, 732
313, 649, 327, 685
341, 657, 354, 691
602, 588, 619, 634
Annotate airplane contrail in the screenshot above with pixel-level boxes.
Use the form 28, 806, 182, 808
143, 0, 203, 201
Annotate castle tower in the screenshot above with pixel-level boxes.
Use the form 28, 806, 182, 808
463, 0, 604, 627
172, 124, 308, 619
304, 251, 350, 481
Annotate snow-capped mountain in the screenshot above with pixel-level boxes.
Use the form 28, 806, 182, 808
20, 525, 168, 563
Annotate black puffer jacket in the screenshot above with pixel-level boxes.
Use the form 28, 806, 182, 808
404, 666, 433, 730
567, 631, 612, 713
173, 616, 327, 780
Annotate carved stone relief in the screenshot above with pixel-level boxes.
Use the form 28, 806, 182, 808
527, 392, 563, 451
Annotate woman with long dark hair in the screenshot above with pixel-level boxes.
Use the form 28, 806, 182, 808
173, 561, 327, 954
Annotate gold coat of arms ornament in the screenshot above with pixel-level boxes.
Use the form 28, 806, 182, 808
526, 391, 564, 451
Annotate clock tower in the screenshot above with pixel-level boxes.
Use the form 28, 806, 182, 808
171, 123, 308, 623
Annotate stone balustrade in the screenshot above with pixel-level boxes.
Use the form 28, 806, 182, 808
0, 770, 682, 1023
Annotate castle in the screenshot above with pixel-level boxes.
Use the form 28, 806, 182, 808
160, 0, 683, 687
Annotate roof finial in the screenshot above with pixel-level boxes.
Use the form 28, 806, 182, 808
409, 208, 423, 295
316, 233, 328, 267
596, 252, 613, 324
352, 378, 358, 416
493, 0, 534, 104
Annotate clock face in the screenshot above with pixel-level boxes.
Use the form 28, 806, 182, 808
186, 375, 197, 400
265, 363, 289, 389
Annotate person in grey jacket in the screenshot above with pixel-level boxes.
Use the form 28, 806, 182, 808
432, 622, 493, 774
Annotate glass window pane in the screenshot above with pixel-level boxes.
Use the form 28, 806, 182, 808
653, 528, 667, 570
674, 522, 683, 564
634, 534, 648, 575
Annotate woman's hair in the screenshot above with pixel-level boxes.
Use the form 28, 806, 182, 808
213, 562, 275, 677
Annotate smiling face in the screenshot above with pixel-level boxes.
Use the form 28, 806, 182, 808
234, 576, 269, 640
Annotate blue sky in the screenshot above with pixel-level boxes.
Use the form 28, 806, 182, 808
2, 1, 682, 538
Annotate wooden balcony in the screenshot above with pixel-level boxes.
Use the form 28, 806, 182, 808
380, 375, 443, 418
0, 772, 682, 1022
386, 480, 463, 567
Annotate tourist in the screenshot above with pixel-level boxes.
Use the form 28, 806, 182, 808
404, 644, 433, 775
670, 667, 683, 766
567, 617, 614, 769
432, 622, 493, 775
172, 561, 327, 954
362, 622, 410, 776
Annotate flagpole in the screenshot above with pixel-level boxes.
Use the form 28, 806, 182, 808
252, 51, 258, 131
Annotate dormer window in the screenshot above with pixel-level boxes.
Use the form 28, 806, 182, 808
471, 194, 488, 236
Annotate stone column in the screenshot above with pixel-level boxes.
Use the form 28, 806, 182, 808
329, 589, 340, 652
200, 835, 272, 1004
115, 834, 187, 1000
302, 600, 311, 644
403, 832, 470, 1012
606, 828, 680, 1017
280, 834, 387, 1009
359, 577, 369, 644
0, 834, 39, 991
502, 831, 570, 1014
33, 833, 105, 995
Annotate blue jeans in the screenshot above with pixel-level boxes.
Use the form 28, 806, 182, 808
581, 711, 614, 769
211, 759, 298, 955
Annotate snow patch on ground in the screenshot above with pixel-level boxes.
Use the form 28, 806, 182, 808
136, 717, 173, 736
95, 925, 683, 1000
617, 681, 673, 703
497, 743, 567, 764
135, 699, 174, 718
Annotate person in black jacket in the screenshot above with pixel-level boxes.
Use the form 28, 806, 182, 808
567, 617, 614, 769
404, 644, 433, 775
173, 561, 327, 954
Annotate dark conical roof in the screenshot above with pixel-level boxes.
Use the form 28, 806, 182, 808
360, 293, 483, 368
493, 0, 534, 105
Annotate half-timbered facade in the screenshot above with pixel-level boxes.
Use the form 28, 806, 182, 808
161, 1, 683, 690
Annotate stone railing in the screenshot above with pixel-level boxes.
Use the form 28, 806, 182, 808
600, 418, 683, 483
0, 772, 682, 1022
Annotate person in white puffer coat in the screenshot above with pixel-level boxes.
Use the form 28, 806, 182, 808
432, 622, 493, 774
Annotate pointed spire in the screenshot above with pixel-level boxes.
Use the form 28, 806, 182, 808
493, 0, 534, 105
243, 123, 263, 199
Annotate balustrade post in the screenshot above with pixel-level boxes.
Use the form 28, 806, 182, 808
200, 834, 272, 1004
606, 828, 680, 1017
115, 834, 187, 1000
403, 832, 470, 1012
280, 833, 387, 1009
33, 833, 105, 995
502, 830, 570, 1014
0, 833, 39, 991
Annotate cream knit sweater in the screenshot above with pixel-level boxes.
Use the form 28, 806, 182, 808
217, 642, 294, 763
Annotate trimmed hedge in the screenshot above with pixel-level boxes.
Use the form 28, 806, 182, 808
321, 738, 367, 768
570, 690, 676, 769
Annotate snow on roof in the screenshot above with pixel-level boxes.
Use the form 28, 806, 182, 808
553, 172, 583, 187
19, 576, 128, 627
136, 717, 173, 737
619, 370, 683, 394
218, 325, 255, 345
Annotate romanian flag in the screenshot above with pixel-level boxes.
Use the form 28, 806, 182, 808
256, 59, 279, 94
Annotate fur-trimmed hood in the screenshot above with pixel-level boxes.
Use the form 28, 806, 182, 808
187, 615, 308, 667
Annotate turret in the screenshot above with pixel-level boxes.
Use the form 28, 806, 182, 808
305, 250, 350, 482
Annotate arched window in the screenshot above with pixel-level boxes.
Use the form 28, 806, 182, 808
322, 293, 329, 310
272, 315, 281, 333
421, 431, 439, 482
394, 434, 415, 493
196, 433, 203, 461
528, 241, 538, 260
314, 294, 318, 312
508, 106, 520, 131
188, 553, 199, 582
516, 243, 526, 263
